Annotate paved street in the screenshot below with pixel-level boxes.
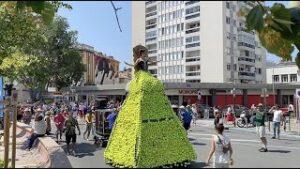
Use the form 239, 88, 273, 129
56, 119, 300, 168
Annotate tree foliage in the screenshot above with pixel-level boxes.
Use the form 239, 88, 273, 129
0, 2, 84, 95
243, 1, 300, 67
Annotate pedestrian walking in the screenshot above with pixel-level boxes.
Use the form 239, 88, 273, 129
191, 104, 198, 125
214, 110, 224, 126
107, 108, 118, 133
54, 110, 65, 142
83, 109, 95, 141
254, 103, 268, 152
269, 105, 283, 139
65, 112, 81, 156
179, 102, 193, 131
44, 111, 52, 135
288, 103, 294, 117
206, 124, 233, 168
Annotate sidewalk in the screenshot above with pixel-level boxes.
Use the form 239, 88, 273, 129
0, 125, 46, 168
195, 119, 300, 139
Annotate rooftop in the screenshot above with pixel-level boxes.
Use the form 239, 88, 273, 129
266, 61, 297, 69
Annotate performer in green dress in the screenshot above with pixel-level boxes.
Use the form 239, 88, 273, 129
104, 45, 196, 168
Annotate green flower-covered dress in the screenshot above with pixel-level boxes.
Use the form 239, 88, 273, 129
104, 70, 196, 168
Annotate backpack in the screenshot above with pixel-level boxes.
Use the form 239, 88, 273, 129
217, 135, 230, 154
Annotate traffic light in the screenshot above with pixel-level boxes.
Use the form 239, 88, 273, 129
3, 84, 14, 97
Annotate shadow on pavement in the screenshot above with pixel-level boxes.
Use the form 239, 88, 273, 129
192, 142, 206, 146
61, 142, 100, 158
188, 162, 208, 168
268, 150, 291, 153
189, 138, 196, 141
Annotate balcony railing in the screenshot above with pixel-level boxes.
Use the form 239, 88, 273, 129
186, 28, 200, 34
146, 1, 156, 5
185, 13, 200, 20
146, 11, 157, 18
146, 37, 157, 42
186, 42, 200, 48
185, 1, 200, 6
146, 24, 157, 30
238, 27, 255, 35
238, 72, 255, 77
238, 42, 255, 49
186, 71, 201, 77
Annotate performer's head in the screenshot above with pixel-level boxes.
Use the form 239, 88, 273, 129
133, 45, 148, 71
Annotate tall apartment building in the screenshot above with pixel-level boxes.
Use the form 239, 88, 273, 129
132, 1, 266, 84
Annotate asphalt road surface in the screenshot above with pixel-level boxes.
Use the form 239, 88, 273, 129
58, 119, 300, 168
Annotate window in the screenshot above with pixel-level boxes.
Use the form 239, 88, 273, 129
281, 74, 288, 82
273, 75, 279, 82
290, 74, 297, 82
177, 24, 180, 32
226, 17, 230, 24
258, 68, 261, 74
186, 6, 200, 15
227, 64, 231, 70
181, 23, 184, 31
245, 50, 249, 57
162, 27, 165, 35
233, 64, 237, 71
185, 13, 200, 20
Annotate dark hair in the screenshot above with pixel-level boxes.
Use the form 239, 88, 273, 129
35, 115, 43, 122
215, 124, 224, 134
182, 102, 188, 107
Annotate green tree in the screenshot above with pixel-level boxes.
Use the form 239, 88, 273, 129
243, 1, 300, 67
42, 17, 85, 91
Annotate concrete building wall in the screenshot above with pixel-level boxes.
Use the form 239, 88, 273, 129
266, 63, 300, 84
200, 1, 225, 83
132, 1, 145, 52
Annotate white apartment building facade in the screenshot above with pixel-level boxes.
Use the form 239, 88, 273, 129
132, 1, 266, 84
266, 62, 300, 84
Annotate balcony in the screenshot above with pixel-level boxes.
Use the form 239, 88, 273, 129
238, 71, 255, 77
238, 42, 255, 49
186, 42, 200, 49
146, 37, 157, 42
238, 27, 254, 35
186, 28, 200, 34
146, 1, 156, 5
185, 1, 200, 6
146, 11, 157, 18
146, 24, 157, 30
185, 13, 200, 20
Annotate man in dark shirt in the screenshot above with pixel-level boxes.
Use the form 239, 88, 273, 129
65, 112, 81, 156
254, 103, 268, 152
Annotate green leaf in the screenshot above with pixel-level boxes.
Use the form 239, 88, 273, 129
246, 5, 264, 32
270, 3, 291, 21
25, 1, 45, 14
16, 1, 26, 10
40, 2, 55, 25
273, 18, 294, 33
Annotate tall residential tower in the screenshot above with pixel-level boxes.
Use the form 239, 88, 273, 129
132, 1, 266, 84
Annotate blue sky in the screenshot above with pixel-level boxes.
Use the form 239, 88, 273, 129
58, 1, 297, 69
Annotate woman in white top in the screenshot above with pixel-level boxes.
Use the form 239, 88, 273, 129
207, 124, 233, 168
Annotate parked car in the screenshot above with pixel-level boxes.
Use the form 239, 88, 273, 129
198, 104, 214, 118
221, 104, 250, 118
